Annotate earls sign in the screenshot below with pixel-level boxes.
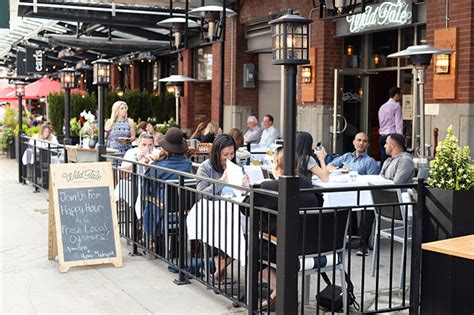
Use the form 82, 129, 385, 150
26, 47, 45, 73
336, 0, 412, 36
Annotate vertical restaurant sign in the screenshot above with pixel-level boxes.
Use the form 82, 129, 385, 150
26, 46, 45, 73
336, 0, 412, 36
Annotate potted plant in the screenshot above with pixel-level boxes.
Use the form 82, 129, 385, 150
424, 125, 474, 242
0, 127, 16, 159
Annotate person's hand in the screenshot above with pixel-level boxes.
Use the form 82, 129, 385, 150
242, 174, 250, 188
315, 147, 327, 162
138, 147, 149, 159
220, 169, 228, 182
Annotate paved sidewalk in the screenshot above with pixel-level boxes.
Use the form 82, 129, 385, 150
0, 157, 244, 314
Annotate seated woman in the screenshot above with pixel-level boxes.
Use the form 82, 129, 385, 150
196, 134, 249, 279
145, 121, 161, 145
228, 128, 251, 163
296, 131, 329, 182
248, 147, 324, 310
142, 127, 192, 239
200, 122, 221, 143
191, 122, 207, 142
29, 123, 59, 147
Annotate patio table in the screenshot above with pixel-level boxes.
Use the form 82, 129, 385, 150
187, 198, 247, 266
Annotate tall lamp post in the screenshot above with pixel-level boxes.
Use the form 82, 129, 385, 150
59, 68, 76, 146
159, 75, 195, 126
92, 59, 111, 162
15, 81, 26, 183
269, 10, 312, 314
388, 45, 453, 178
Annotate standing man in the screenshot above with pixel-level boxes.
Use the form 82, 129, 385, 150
258, 114, 279, 147
378, 87, 403, 163
243, 115, 262, 144
327, 132, 380, 175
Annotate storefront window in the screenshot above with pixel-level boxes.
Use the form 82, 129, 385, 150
370, 30, 398, 68
417, 25, 426, 45
195, 46, 213, 80
343, 36, 363, 69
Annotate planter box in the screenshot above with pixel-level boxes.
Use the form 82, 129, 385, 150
423, 187, 474, 243
7, 141, 15, 159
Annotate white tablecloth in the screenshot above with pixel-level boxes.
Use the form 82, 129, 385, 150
312, 175, 394, 208
187, 199, 247, 266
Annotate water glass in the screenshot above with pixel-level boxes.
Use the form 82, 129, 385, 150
349, 170, 358, 181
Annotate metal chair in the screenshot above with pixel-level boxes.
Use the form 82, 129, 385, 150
260, 208, 351, 313
370, 188, 412, 289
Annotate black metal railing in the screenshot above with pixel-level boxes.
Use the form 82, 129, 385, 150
17, 149, 425, 314
20, 134, 65, 191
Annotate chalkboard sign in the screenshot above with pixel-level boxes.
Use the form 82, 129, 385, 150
48, 162, 122, 273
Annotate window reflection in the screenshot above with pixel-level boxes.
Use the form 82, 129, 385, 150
370, 30, 398, 68
195, 46, 213, 80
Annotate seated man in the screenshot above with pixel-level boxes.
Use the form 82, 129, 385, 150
259, 114, 279, 147
243, 115, 262, 144
327, 132, 380, 175
120, 132, 158, 172
327, 132, 379, 240
357, 133, 415, 256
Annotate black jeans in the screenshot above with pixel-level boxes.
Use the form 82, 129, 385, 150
379, 134, 389, 164
359, 210, 375, 247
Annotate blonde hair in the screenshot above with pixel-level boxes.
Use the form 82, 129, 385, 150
109, 101, 128, 124
203, 122, 219, 136
38, 124, 53, 141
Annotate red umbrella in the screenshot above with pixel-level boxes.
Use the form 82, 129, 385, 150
1, 78, 87, 101
0, 86, 15, 100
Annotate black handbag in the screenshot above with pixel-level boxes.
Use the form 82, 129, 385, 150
316, 272, 360, 312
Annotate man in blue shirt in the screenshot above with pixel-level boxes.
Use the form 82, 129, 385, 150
327, 132, 380, 175
327, 132, 379, 253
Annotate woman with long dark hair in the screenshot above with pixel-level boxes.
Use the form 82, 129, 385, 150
295, 131, 329, 182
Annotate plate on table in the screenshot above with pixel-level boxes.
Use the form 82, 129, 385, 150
330, 174, 351, 183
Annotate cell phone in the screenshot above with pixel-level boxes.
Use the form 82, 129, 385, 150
315, 142, 322, 151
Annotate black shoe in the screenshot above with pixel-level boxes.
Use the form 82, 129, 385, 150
347, 238, 361, 249
356, 247, 369, 256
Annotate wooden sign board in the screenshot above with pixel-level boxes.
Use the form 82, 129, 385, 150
48, 162, 122, 273
433, 27, 457, 100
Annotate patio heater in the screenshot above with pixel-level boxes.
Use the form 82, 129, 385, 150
159, 75, 195, 126
268, 10, 312, 314
15, 81, 26, 183
388, 45, 453, 178
188, 4, 236, 127
92, 59, 111, 162
156, 17, 200, 50
59, 68, 76, 146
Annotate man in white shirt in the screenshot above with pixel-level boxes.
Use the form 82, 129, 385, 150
121, 132, 158, 171
258, 114, 279, 147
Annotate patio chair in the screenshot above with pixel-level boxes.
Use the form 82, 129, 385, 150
259, 208, 351, 313
370, 187, 412, 289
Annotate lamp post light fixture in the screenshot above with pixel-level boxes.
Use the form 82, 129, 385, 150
156, 17, 200, 50
15, 81, 26, 183
159, 75, 195, 126
92, 59, 111, 161
301, 66, 312, 83
268, 9, 312, 314
60, 68, 76, 147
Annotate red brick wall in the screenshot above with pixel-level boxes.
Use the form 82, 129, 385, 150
425, 0, 474, 103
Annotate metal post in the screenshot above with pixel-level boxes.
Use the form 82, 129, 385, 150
219, 0, 226, 128
411, 67, 418, 155
247, 192, 258, 314
174, 175, 191, 285
416, 66, 426, 158
276, 63, 299, 314
17, 95, 23, 183
410, 179, 425, 315
64, 87, 72, 145
332, 68, 339, 153
175, 93, 180, 125
97, 84, 106, 162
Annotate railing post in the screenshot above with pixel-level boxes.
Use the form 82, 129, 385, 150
410, 179, 425, 315
131, 163, 139, 255
174, 175, 191, 285
276, 176, 300, 314
247, 191, 258, 314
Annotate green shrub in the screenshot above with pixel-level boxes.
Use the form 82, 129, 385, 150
0, 127, 15, 151
2, 105, 17, 129
427, 125, 474, 191
70, 117, 82, 136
